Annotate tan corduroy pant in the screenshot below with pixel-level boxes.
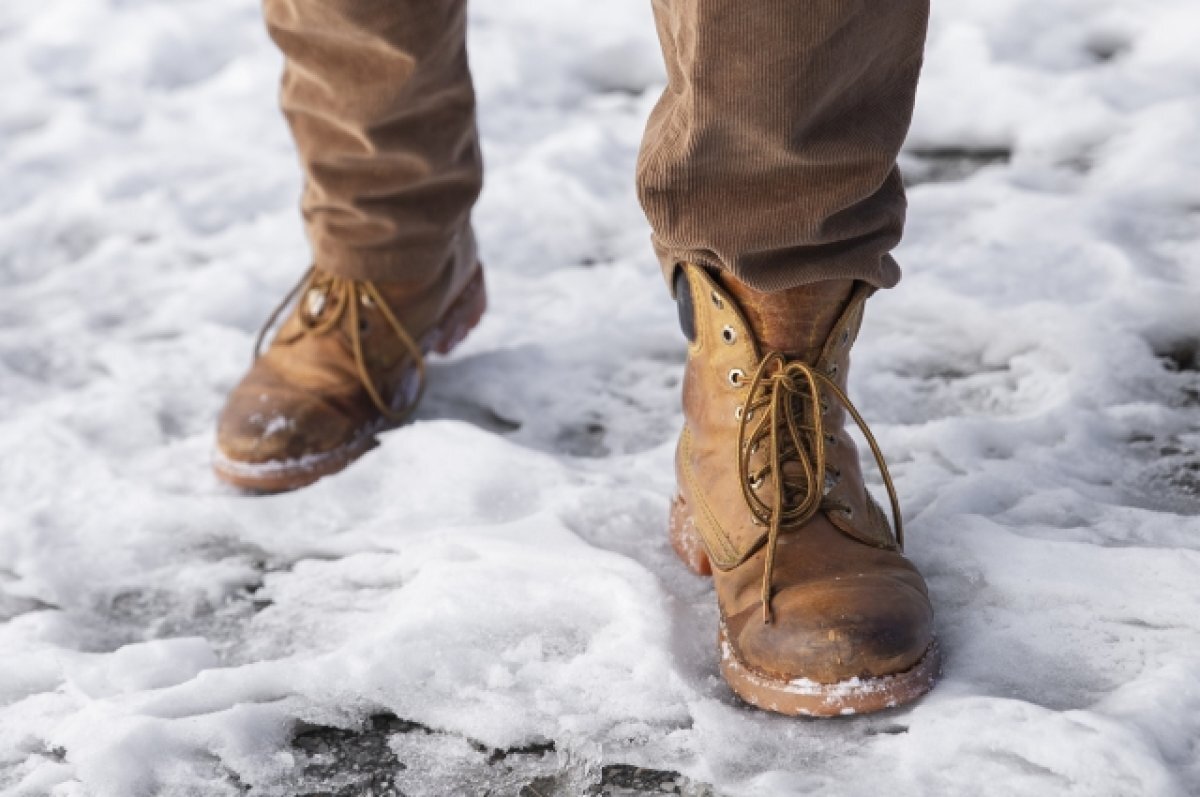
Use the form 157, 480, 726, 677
263, 0, 929, 293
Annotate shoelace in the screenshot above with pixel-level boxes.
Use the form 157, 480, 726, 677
254, 267, 426, 422
735, 352, 903, 623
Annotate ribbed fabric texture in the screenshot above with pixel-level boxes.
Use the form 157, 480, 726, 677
638, 0, 930, 291
264, 0, 481, 285
264, 0, 929, 292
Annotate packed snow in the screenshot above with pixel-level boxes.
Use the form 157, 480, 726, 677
2, 0, 1200, 794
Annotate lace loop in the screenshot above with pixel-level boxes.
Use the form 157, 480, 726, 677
254, 267, 427, 423
735, 352, 902, 623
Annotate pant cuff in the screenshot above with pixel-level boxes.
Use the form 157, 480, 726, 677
312, 227, 478, 288
653, 238, 902, 297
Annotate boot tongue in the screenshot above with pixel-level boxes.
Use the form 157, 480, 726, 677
715, 272, 855, 363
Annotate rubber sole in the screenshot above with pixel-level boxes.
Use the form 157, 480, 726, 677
670, 492, 940, 717
213, 267, 487, 493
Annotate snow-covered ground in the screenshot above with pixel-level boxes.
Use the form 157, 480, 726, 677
2, 0, 1200, 794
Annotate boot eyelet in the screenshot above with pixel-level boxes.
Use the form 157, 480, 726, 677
734, 405, 743, 420
728, 369, 745, 387
360, 293, 375, 308
841, 330, 850, 345
305, 289, 327, 318
721, 326, 737, 344
751, 475, 764, 490
825, 433, 837, 446
711, 292, 724, 310
827, 364, 840, 377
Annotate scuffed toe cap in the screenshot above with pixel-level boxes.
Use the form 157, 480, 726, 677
726, 574, 934, 685
216, 381, 359, 466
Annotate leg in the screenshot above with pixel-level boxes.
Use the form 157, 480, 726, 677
638, 0, 929, 292
645, 0, 939, 716
265, 0, 481, 288
214, 0, 486, 491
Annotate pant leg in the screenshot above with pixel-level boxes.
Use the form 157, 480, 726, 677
637, 0, 929, 293
263, 0, 481, 286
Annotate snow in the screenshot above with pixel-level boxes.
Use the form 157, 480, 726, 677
2, 0, 1200, 794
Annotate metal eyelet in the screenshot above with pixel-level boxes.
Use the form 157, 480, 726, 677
711, 291, 724, 309
841, 330, 850, 345
734, 405, 743, 420
751, 475, 764, 490
824, 433, 837, 446
827, 364, 840, 377
721, 325, 737, 344
728, 368, 745, 387
360, 293, 375, 308
305, 289, 327, 318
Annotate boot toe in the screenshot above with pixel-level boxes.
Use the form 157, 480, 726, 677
216, 387, 357, 465
727, 574, 934, 685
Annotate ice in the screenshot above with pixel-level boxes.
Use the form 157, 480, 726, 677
2, 0, 1200, 794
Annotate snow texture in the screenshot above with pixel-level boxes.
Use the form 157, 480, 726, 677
2, 0, 1200, 794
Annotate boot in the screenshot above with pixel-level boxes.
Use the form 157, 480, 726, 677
669, 263, 939, 716
214, 263, 486, 492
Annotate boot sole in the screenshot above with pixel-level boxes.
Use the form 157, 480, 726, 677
670, 492, 941, 717
213, 267, 488, 493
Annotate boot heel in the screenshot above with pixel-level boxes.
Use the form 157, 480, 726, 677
430, 267, 487, 356
669, 493, 712, 576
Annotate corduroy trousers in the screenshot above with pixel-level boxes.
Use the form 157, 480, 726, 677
263, 0, 929, 293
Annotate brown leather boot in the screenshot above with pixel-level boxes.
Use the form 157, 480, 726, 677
669, 263, 939, 716
214, 263, 486, 492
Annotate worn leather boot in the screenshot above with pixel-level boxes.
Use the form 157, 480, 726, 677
669, 263, 939, 716
214, 262, 485, 492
